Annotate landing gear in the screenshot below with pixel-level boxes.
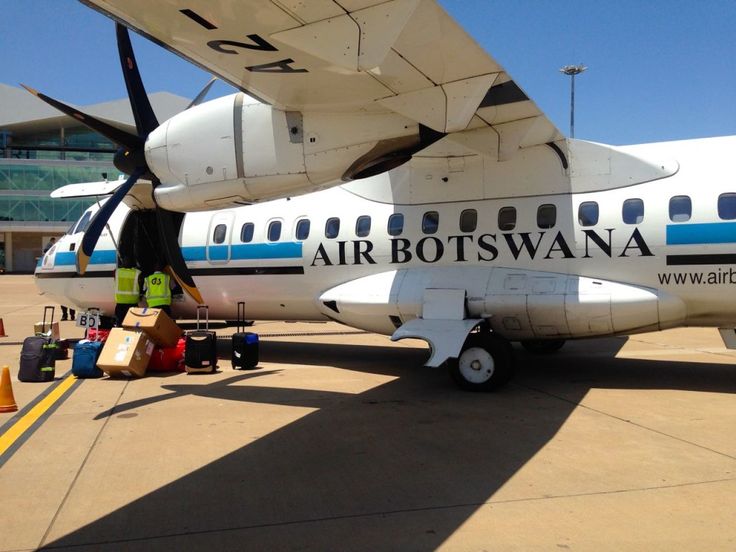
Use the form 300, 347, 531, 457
449, 332, 514, 392
520, 339, 566, 354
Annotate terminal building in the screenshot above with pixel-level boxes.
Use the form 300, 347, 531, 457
0, 84, 189, 272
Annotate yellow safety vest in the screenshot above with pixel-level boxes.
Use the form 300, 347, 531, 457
114, 267, 141, 304
145, 272, 172, 307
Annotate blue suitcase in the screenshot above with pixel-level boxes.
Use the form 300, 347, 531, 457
232, 302, 259, 370
72, 340, 104, 378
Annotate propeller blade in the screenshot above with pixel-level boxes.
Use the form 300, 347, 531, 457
115, 23, 159, 136
77, 168, 144, 274
187, 77, 217, 110
156, 207, 204, 304
21, 84, 142, 150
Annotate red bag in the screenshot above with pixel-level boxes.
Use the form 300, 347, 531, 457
87, 328, 111, 342
148, 337, 186, 372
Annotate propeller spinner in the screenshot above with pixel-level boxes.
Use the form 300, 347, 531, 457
24, 24, 203, 304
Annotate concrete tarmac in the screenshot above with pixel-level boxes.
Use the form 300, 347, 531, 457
1, 275, 736, 551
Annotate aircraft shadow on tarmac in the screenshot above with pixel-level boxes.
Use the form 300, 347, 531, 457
45, 337, 736, 550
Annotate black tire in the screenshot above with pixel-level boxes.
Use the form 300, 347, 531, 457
520, 339, 566, 354
448, 333, 514, 391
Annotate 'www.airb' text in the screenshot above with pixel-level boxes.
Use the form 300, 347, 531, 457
658, 269, 736, 285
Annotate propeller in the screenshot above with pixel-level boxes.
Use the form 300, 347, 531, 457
23, 23, 204, 304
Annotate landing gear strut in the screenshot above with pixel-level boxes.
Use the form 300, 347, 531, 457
448, 332, 514, 391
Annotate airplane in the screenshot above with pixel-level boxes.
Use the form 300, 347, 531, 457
30, 0, 736, 391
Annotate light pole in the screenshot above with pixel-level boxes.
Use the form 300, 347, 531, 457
560, 64, 587, 138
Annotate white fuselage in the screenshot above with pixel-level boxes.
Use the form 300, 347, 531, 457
35, 136, 736, 341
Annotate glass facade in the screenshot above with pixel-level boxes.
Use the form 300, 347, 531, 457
0, 127, 116, 223
0, 161, 115, 223
0, 125, 118, 271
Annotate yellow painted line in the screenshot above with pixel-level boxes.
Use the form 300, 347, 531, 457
0, 375, 77, 457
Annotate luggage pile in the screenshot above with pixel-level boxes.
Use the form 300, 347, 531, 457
71, 306, 184, 379
183, 303, 259, 374
97, 307, 183, 378
21, 304, 260, 380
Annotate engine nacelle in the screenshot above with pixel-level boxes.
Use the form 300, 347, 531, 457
145, 93, 420, 211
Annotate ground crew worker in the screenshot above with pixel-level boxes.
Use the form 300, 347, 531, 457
114, 257, 142, 326
144, 265, 173, 317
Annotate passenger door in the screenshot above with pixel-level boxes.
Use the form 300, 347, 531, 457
206, 211, 234, 264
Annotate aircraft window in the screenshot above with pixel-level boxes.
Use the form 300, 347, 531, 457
74, 211, 92, 234
240, 223, 254, 243
669, 195, 692, 223
498, 207, 516, 231
578, 202, 599, 226
213, 224, 227, 244
387, 213, 404, 236
622, 198, 644, 224
537, 204, 556, 229
422, 211, 439, 234
296, 219, 310, 240
460, 209, 477, 232
718, 193, 736, 220
325, 217, 340, 239
356, 215, 371, 237
268, 220, 282, 241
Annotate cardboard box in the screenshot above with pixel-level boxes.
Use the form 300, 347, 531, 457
34, 321, 60, 340
97, 328, 155, 378
122, 307, 182, 347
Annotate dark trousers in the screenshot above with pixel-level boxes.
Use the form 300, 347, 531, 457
153, 304, 172, 318
60, 306, 76, 320
115, 303, 137, 327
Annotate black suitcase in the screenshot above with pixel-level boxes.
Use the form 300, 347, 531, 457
185, 305, 217, 374
232, 301, 259, 370
19, 306, 57, 382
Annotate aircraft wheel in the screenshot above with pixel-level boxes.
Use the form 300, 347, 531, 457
449, 333, 514, 392
520, 339, 566, 354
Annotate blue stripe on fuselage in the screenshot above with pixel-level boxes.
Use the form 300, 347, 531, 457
53, 250, 117, 266
49, 242, 302, 266
667, 222, 736, 245
181, 242, 302, 261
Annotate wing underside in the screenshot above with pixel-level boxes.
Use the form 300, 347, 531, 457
79, 0, 562, 160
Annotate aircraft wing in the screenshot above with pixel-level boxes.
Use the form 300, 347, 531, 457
80, 0, 562, 155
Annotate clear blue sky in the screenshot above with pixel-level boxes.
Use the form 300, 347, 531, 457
1, 0, 734, 145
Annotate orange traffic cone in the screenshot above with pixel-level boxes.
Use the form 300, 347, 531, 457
0, 365, 18, 413
0, 318, 6, 337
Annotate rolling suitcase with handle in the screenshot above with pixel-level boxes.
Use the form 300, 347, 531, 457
185, 305, 217, 374
19, 306, 57, 382
232, 301, 259, 370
